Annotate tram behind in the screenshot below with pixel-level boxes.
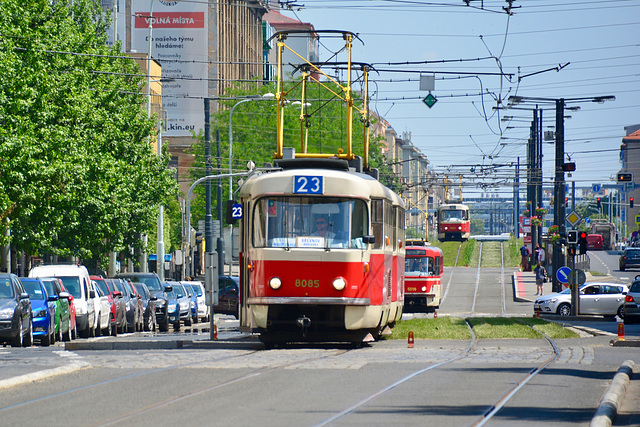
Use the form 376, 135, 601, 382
237, 158, 405, 346
437, 203, 470, 242
404, 241, 443, 313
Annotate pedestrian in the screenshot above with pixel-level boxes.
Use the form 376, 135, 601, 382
520, 244, 530, 271
537, 244, 546, 266
534, 262, 545, 295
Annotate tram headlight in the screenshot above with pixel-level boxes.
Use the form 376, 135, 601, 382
421, 286, 427, 292
332, 277, 346, 291
269, 277, 282, 290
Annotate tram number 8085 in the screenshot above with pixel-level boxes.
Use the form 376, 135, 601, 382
295, 279, 320, 288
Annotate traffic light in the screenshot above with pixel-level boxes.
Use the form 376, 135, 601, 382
579, 231, 588, 254
631, 197, 634, 208
617, 172, 633, 182
567, 230, 578, 244
597, 197, 601, 208
562, 162, 576, 172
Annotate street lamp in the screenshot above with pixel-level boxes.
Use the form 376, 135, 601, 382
228, 93, 275, 201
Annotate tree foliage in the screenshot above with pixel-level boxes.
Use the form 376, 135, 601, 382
0, 0, 177, 266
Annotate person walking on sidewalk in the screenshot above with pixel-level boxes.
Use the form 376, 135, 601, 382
534, 262, 546, 295
536, 244, 546, 267
520, 244, 530, 271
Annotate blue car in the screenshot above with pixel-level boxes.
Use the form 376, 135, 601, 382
20, 278, 56, 346
164, 288, 181, 330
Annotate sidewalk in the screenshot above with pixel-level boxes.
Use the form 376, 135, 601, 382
512, 269, 605, 303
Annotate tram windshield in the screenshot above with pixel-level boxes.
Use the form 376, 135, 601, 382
405, 256, 435, 276
439, 209, 468, 221
253, 197, 368, 249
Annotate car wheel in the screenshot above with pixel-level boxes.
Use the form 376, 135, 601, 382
23, 320, 33, 347
620, 265, 625, 271
617, 305, 625, 319
185, 316, 192, 326
557, 303, 571, 316
173, 321, 181, 331
111, 322, 118, 337
41, 325, 52, 346
105, 320, 112, 337
63, 324, 72, 342
11, 319, 23, 348
624, 315, 638, 325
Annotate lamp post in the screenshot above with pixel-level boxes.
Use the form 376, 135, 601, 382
506, 94, 615, 300
228, 93, 275, 200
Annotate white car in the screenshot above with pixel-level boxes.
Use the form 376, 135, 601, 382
183, 281, 209, 322
534, 282, 628, 318
91, 281, 112, 336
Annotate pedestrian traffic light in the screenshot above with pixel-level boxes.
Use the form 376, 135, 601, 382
567, 230, 578, 244
579, 231, 588, 254
562, 162, 576, 172
597, 197, 601, 208
631, 197, 634, 208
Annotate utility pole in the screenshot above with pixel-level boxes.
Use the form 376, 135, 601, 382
552, 99, 566, 293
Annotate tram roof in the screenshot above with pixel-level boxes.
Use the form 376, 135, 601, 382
239, 166, 403, 207
437, 203, 468, 210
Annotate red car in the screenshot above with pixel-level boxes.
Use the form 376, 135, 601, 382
586, 234, 604, 250
91, 276, 123, 336
54, 278, 77, 340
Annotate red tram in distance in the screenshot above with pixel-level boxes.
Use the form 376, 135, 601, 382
437, 203, 470, 242
403, 241, 443, 313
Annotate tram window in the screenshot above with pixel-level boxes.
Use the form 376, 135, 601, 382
253, 197, 368, 249
372, 199, 383, 249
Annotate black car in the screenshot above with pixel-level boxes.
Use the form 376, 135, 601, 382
214, 276, 239, 319
115, 273, 171, 332
133, 282, 157, 332
619, 248, 640, 271
104, 278, 127, 334
111, 278, 141, 333
0, 273, 33, 347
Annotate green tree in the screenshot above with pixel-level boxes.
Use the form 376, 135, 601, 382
0, 0, 177, 267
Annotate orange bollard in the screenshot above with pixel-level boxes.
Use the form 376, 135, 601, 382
434, 310, 438, 319
618, 322, 625, 341
536, 307, 540, 318
214, 324, 218, 340
408, 331, 414, 348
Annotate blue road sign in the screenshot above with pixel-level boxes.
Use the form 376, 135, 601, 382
585, 217, 591, 225
592, 184, 601, 193
556, 266, 571, 284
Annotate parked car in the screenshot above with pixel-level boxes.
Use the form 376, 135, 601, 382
114, 278, 143, 333
91, 280, 112, 336
183, 281, 198, 325
20, 278, 56, 346
93, 277, 124, 336
183, 281, 208, 322
164, 288, 180, 329
115, 273, 171, 332
0, 273, 33, 347
619, 247, 640, 271
214, 276, 239, 319
534, 282, 628, 318
166, 281, 190, 328
586, 234, 604, 250
58, 279, 77, 339
39, 277, 72, 342
133, 282, 157, 332
29, 265, 96, 338
624, 279, 640, 325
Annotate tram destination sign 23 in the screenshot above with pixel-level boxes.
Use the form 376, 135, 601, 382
294, 176, 324, 194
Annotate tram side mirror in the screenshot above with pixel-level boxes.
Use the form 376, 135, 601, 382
363, 235, 375, 245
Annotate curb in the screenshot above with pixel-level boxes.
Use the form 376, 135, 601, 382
590, 360, 636, 427
0, 361, 90, 391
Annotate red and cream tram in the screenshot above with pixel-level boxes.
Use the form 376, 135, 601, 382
437, 203, 470, 242
403, 241, 443, 313
235, 30, 405, 346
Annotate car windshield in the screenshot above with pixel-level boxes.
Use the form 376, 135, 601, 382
94, 279, 111, 296
0, 277, 15, 298
134, 284, 149, 299
630, 282, 640, 292
58, 277, 82, 299
41, 279, 57, 297
189, 284, 203, 296
120, 275, 162, 292
21, 280, 45, 300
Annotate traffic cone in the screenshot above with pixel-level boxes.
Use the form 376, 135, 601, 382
408, 331, 414, 348
618, 322, 625, 341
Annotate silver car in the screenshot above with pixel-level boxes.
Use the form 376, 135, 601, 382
623, 280, 640, 324
534, 282, 628, 318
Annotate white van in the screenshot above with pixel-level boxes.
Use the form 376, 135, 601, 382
29, 265, 96, 338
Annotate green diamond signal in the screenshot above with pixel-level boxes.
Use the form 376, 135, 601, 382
422, 93, 437, 108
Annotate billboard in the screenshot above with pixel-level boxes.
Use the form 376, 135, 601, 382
129, 0, 209, 137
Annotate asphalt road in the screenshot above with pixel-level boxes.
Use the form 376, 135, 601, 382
0, 259, 638, 426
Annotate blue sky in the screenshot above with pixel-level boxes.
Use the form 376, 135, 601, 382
279, 0, 640, 197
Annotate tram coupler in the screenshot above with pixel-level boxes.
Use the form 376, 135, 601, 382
297, 315, 311, 337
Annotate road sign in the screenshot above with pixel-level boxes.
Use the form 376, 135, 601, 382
556, 266, 571, 284
585, 217, 591, 225
592, 184, 601, 193
635, 215, 640, 225
422, 93, 437, 108
566, 210, 582, 227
